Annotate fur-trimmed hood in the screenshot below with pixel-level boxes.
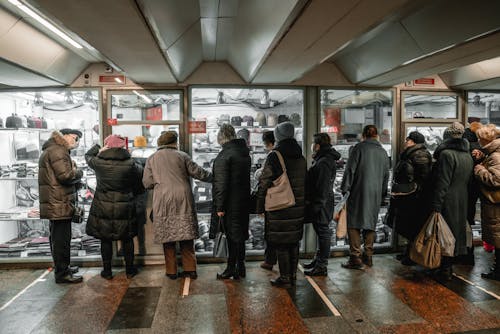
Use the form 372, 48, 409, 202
42, 131, 70, 151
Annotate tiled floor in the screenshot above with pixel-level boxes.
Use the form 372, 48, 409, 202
0, 252, 499, 334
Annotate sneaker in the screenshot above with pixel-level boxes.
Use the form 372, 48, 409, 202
302, 260, 316, 270
69, 265, 79, 274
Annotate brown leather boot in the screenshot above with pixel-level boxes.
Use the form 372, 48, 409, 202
341, 256, 364, 270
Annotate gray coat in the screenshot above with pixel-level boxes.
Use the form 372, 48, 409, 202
341, 139, 390, 230
143, 146, 212, 243
432, 138, 474, 256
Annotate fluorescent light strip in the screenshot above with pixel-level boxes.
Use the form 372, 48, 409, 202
133, 90, 152, 104
9, 0, 82, 49
114, 77, 123, 84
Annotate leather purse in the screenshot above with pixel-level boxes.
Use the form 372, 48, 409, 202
480, 185, 500, 204
265, 151, 296, 211
213, 217, 228, 258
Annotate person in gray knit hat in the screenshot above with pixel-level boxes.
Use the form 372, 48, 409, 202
444, 122, 465, 140
274, 121, 295, 143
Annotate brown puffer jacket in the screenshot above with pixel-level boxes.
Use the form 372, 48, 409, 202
475, 138, 500, 247
38, 131, 83, 220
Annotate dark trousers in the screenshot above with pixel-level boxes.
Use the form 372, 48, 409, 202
101, 238, 134, 271
227, 240, 246, 268
264, 243, 277, 265
312, 220, 332, 268
275, 243, 299, 279
49, 219, 72, 280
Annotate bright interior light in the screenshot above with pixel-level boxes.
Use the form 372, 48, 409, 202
133, 90, 152, 104
114, 77, 123, 84
9, 0, 83, 49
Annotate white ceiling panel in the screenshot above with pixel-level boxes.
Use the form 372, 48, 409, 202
33, 0, 176, 84
219, 0, 238, 17
200, 0, 218, 18
227, 0, 307, 82
0, 58, 63, 86
0, 6, 19, 36
166, 22, 203, 81
216, 18, 233, 60
440, 57, 500, 88
252, 0, 410, 83
201, 18, 217, 60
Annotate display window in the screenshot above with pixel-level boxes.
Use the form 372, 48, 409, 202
190, 87, 305, 255
320, 88, 394, 250
0, 89, 101, 259
402, 91, 460, 121
110, 91, 181, 122
404, 124, 447, 154
467, 92, 500, 126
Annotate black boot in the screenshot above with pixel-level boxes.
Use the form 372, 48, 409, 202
238, 262, 246, 278
101, 261, 113, 280
270, 276, 292, 288
302, 259, 316, 270
290, 245, 299, 284
482, 248, 500, 281
217, 265, 239, 280
304, 266, 328, 276
272, 248, 292, 288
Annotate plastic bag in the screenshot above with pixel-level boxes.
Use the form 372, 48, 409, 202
333, 192, 349, 221
435, 212, 456, 257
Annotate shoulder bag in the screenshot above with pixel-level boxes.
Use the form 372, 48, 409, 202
265, 151, 296, 211
213, 217, 228, 258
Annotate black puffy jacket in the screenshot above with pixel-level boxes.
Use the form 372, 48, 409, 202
305, 146, 340, 225
256, 138, 306, 245
210, 139, 251, 242
85, 145, 143, 240
38, 131, 82, 220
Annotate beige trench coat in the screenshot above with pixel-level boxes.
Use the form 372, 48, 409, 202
143, 146, 212, 243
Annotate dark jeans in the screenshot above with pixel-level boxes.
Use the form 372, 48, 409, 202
49, 219, 72, 280
264, 243, 277, 265
101, 238, 134, 269
274, 243, 299, 279
312, 220, 332, 268
227, 240, 246, 267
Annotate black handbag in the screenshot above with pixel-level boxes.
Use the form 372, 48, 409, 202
213, 217, 228, 258
72, 197, 85, 224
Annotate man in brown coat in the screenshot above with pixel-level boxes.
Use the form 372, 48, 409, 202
39, 129, 83, 283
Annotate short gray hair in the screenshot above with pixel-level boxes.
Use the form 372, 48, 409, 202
217, 123, 236, 145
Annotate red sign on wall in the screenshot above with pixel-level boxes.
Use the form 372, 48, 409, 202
146, 106, 163, 121
107, 118, 118, 125
99, 75, 125, 84
188, 121, 207, 134
413, 78, 435, 85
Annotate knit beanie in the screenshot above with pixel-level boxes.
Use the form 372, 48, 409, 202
274, 121, 295, 143
104, 134, 126, 148
444, 122, 465, 139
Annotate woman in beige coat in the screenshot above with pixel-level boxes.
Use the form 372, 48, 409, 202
474, 124, 500, 281
143, 131, 212, 279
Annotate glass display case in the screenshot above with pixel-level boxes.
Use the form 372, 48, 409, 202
108, 90, 183, 256
402, 91, 459, 121
320, 89, 394, 250
189, 87, 305, 255
467, 92, 500, 126
0, 89, 102, 260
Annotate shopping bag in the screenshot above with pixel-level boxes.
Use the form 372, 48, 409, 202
265, 151, 295, 211
435, 212, 456, 257
410, 213, 441, 269
336, 205, 347, 239
213, 217, 228, 258
333, 192, 349, 221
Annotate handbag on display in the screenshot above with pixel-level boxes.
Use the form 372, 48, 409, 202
213, 217, 228, 258
230, 116, 243, 126
479, 184, 500, 204
265, 151, 296, 211
409, 212, 441, 269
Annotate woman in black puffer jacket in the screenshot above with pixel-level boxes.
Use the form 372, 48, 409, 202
256, 122, 306, 288
85, 135, 143, 279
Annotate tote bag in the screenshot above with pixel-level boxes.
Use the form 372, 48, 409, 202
265, 151, 296, 211
213, 217, 228, 258
410, 213, 441, 269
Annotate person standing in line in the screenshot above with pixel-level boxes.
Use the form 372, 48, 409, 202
39, 129, 84, 284
143, 131, 212, 280
390, 131, 432, 265
211, 124, 251, 280
474, 124, 500, 281
85, 135, 144, 279
258, 131, 278, 271
431, 122, 473, 280
460, 122, 484, 265
303, 133, 340, 276
256, 122, 306, 287
341, 125, 390, 270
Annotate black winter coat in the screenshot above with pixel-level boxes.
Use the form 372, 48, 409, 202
85, 145, 144, 240
39, 131, 82, 220
305, 146, 340, 225
391, 144, 433, 240
256, 138, 306, 245
432, 138, 474, 256
210, 139, 251, 243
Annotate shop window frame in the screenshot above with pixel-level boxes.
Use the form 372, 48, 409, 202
401, 90, 461, 123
